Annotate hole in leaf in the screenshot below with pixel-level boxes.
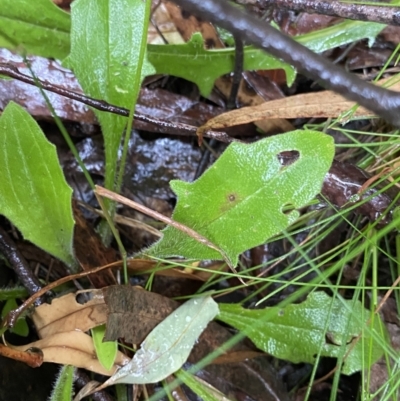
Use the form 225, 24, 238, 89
75, 292, 92, 305
277, 150, 300, 166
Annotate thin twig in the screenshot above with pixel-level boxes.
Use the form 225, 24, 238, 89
94, 186, 245, 282
0, 63, 236, 143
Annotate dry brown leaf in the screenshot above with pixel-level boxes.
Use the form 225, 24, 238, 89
11, 331, 129, 376
198, 79, 400, 134
32, 292, 108, 338
73, 201, 117, 288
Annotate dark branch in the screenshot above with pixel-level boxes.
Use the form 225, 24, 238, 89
0, 226, 43, 301
173, 0, 400, 128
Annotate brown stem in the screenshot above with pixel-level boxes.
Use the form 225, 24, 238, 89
0, 63, 236, 144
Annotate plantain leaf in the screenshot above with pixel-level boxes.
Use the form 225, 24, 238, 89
0, 102, 75, 266
147, 130, 334, 266
65, 0, 155, 192
0, 0, 70, 59
218, 292, 388, 375
102, 296, 219, 385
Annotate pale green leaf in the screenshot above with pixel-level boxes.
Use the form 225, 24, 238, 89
0, 102, 75, 266
103, 296, 219, 385
0, 0, 70, 59
48, 365, 75, 401
92, 324, 118, 371
66, 0, 155, 191
147, 130, 334, 266
218, 292, 388, 375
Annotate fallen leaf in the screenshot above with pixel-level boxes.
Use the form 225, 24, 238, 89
198, 78, 400, 134
98, 296, 219, 386
73, 201, 117, 288
32, 292, 108, 338
12, 331, 129, 376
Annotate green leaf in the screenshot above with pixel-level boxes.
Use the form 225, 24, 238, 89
218, 292, 388, 375
148, 33, 296, 96
48, 365, 75, 401
1, 298, 28, 337
103, 296, 219, 385
66, 0, 155, 192
297, 19, 384, 54
0, 0, 70, 59
147, 130, 334, 266
92, 324, 118, 371
0, 102, 75, 266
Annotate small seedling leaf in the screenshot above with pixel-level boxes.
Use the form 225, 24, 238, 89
66, 0, 155, 191
0, 0, 70, 60
92, 324, 118, 371
218, 292, 388, 375
48, 365, 75, 401
147, 130, 334, 266
0, 102, 75, 266
102, 296, 219, 385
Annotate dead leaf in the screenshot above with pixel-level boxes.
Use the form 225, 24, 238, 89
32, 292, 108, 338
73, 201, 117, 288
103, 285, 178, 344
198, 78, 400, 135
11, 331, 129, 376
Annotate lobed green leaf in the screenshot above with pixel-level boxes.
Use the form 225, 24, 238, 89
147, 130, 334, 266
